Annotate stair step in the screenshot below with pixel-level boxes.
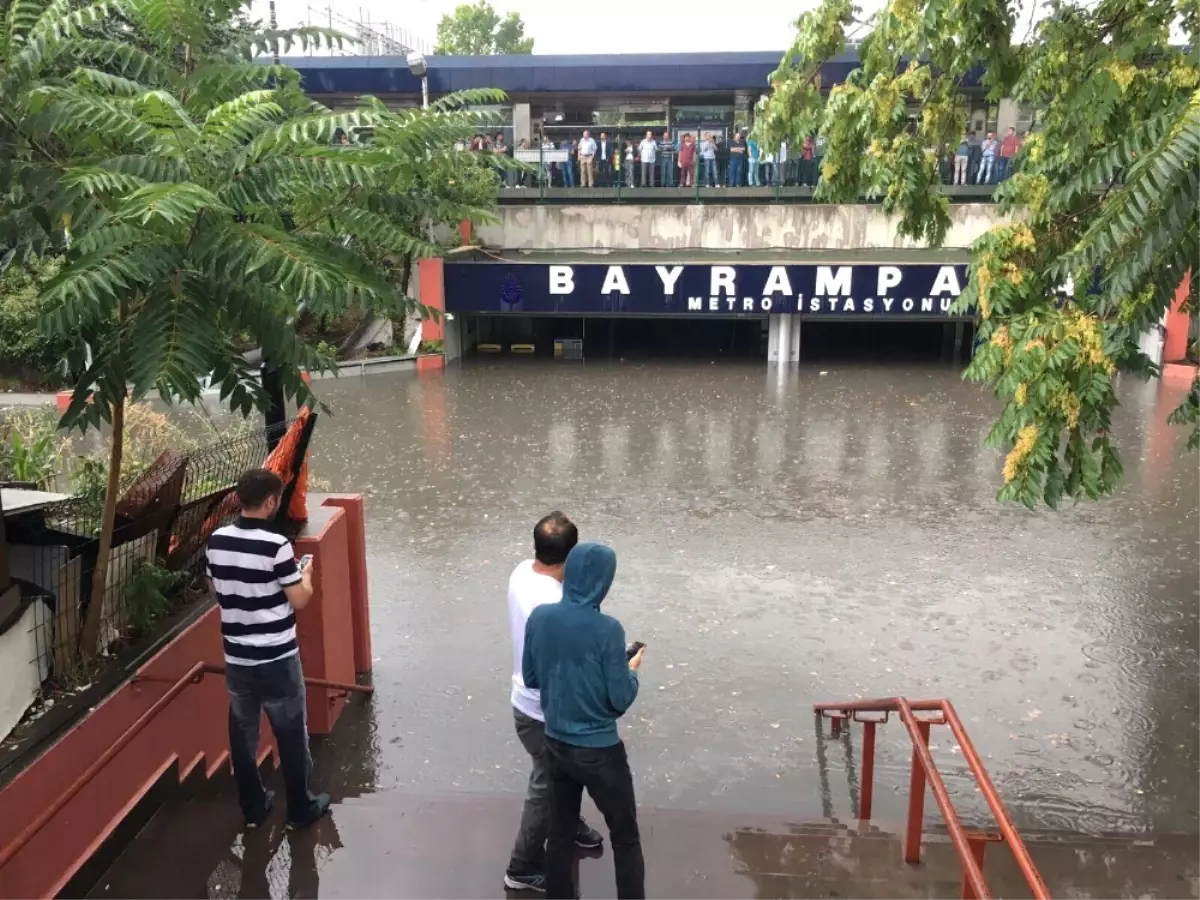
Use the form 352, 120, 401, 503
88, 784, 1199, 899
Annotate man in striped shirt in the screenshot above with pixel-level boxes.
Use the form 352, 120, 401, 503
206, 468, 330, 831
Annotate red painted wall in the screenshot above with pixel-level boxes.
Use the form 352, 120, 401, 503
419, 257, 445, 344
0, 495, 371, 899
1164, 271, 1192, 363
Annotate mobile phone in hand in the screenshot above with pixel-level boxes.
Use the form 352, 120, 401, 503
298, 554, 313, 572
625, 641, 645, 661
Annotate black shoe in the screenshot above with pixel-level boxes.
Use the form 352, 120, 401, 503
574, 818, 604, 849
503, 872, 546, 892
245, 790, 275, 829
286, 792, 331, 832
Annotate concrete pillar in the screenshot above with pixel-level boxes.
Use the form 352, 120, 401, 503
513, 102, 532, 146
995, 98, 1019, 135
953, 321, 966, 363
1164, 271, 1192, 363
416, 257, 446, 372
443, 316, 462, 362
768, 315, 800, 362
767, 314, 783, 361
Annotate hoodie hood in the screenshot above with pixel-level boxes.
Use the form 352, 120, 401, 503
561, 542, 617, 608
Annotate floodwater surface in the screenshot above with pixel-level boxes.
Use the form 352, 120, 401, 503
306, 360, 1198, 837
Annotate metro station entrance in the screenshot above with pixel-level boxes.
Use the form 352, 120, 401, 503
460, 314, 767, 359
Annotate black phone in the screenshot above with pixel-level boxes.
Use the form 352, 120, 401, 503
625, 641, 645, 660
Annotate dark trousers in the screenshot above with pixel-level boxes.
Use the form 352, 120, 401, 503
546, 737, 644, 899
226, 654, 318, 822
598, 158, 612, 186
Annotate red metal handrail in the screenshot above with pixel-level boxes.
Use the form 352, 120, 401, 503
814, 696, 1050, 900
0, 662, 373, 873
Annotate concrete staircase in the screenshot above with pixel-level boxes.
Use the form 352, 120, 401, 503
85, 782, 1198, 899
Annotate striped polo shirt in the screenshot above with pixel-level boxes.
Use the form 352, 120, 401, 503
205, 517, 302, 666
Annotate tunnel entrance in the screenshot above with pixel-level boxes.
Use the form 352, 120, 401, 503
458, 316, 975, 363
463, 315, 768, 360
799, 320, 976, 364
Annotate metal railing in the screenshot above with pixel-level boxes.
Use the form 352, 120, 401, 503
814, 696, 1050, 900
501, 142, 1007, 203
0, 662, 373, 873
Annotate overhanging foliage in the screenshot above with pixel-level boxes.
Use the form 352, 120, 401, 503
756, 0, 1198, 508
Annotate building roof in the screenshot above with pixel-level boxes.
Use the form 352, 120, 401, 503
284, 50, 881, 96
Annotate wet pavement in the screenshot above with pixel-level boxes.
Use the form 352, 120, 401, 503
98, 359, 1199, 896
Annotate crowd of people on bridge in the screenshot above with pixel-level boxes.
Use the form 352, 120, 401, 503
454, 125, 1025, 190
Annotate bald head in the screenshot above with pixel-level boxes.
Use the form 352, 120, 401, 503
534, 511, 579, 566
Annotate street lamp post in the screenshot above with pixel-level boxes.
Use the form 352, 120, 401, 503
407, 52, 428, 109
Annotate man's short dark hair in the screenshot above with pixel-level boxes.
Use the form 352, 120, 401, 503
534, 511, 578, 565
236, 468, 284, 510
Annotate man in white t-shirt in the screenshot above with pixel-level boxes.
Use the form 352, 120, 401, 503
504, 512, 603, 892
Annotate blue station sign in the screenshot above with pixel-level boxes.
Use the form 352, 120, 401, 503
443, 262, 973, 318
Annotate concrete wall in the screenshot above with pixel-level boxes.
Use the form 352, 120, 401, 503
474, 203, 1010, 253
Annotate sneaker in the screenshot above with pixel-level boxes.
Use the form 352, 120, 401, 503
286, 792, 331, 832
245, 790, 275, 829
574, 819, 604, 849
503, 872, 546, 892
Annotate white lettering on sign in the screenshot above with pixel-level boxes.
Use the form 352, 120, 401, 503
549, 265, 574, 295
940, 297, 952, 312
656, 265, 684, 294
864, 298, 875, 312
921, 297, 934, 312
843, 298, 856, 312
883, 298, 895, 312
902, 298, 915, 311
710, 266, 736, 296
763, 266, 792, 296
761, 297, 773, 311
931, 266, 962, 296
877, 266, 903, 295
708, 297, 720, 311
601, 266, 630, 295
600, 267, 628, 296
688, 297, 703, 310
743, 298, 755, 311
815, 266, 852, 297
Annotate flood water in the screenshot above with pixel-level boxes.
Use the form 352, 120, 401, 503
305, 360, 1198, 837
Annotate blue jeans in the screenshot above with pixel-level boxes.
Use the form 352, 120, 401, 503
561, 161, 574, 187
703, 157, 717, 186
997, 156, 1012, 181
227, 654, 320, 823
658, 155, 674, 186
977, 156, 994, 184
729, 154, 744, 186
748, 158, 760, 185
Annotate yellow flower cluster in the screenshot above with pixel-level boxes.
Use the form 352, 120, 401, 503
1061, 309, 1114, 373
1166, 66, 1199, 90
1003, 424, 1040, 484
1058, 390, 1081, 429
1015, 383, 1028, 407
1106, 61, 1138, 92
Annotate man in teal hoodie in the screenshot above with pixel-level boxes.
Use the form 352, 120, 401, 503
523, 542, 646, 899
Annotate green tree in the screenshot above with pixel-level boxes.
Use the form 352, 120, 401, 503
1, 0, 506, 663
434, 0, 533, 55
756, 0, 1199, 509
0, 253, 73, 383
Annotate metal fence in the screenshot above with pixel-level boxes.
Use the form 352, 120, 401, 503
495, 143, 1009, 202
4, 420, 291, 688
